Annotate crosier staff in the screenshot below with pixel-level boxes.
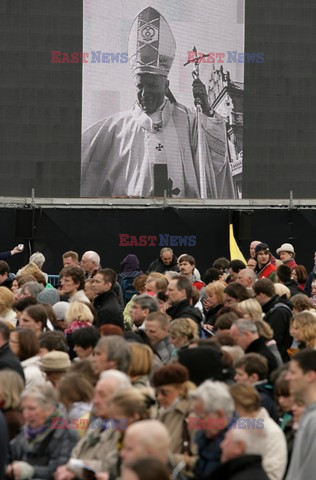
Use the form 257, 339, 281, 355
184, 47, 217, 198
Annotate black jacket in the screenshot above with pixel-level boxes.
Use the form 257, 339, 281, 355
304, 270, 316, 296
284, 279, 304, 297
0, 343, 25, 381
93, 291, 124, 329
209, 455, 269, 480
167, 299, 203, 326
204, 304, 223, 326
245, 337, 278, 376
147, 255, 179, 274
262, 295, 292, 361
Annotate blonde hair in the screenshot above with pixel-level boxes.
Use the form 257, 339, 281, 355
0, 287, 14, 314
292, 311, 316, 348
255, 320, 274, 341
18, 262, 46, 285
0, 370, 24, 409
230, 383, 260, 413
109, 388, 150, 419
205, 280, 227, 305
238, 298, 263, 322
129, 343, 153, 378
65, 301, 94, 325
168, 317, 199, 341
274, 283, 291, 300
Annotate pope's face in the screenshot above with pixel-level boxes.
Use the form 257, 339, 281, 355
135, 74, 168, 114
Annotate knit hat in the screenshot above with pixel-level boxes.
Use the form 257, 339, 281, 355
40, 351, 71, 372
152, 363, 189, 387
254, 243, 270, 254
52, 301, 70, 321
276, 243, 295, 255
37, 288, 60, 306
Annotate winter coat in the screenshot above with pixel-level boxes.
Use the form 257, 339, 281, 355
8, 417, 78, 479
147, 255, 179, 274
167, 299, 203, 326
262, 295, 293, 361
157, 397, 197, 459
21, 356, 46, 389
70, 425, 120, 475
93, 291, 124, 329
209, 455, 269, 480
245, 337, 278, 376
0, 343, 25, 381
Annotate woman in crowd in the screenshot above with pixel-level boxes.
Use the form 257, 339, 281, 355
9, 328, 46, 388
58, 373, 94, 429
168, 317, 199, 356
291, 293, 315, 315
230, 382, 287, 480
223, 282, 251, 307
0, 370, 24, 440
291, 265, 308, 291
0, 286, 16, 328
238, 298, 263, 322
291, 310, 316, 349
6, 383, 77, 480
64, 301, 94, 359
128, 342, 154, 388
152, 363, 197, 473
203, 280, 226, 327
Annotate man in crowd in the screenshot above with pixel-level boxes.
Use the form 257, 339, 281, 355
59, 265, 89, 303
147, 247, 178, 274
253, 278, 292, 361
254, 243, 277, 280
62, 251, 79, 268
144, 312, 174, 364
191, 380, 235, 478
93, 268, 123, 329
81, 6, 234, 199
285, 349, 316, 480
0, 261, 15, 289
304, 250, 316, 296
230, 319, 278, 375
0, 322, 24, 379
227, 260, 246, 282
276, 264, 302, 297
179, 255, 205, 290
92, 336, 131, 375
236, 268, 256, 290
249, 241, 262, 259
130, 294, 159, 330
80, 251, 101, 279
276, 243, 297, 269
166, 275, 203, 325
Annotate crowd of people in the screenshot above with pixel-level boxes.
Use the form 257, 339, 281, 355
0, 242, 315, 480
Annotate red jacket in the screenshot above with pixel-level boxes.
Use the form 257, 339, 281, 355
257, 263, 277, 280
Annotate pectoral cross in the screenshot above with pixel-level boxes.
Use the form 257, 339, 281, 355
156, 143, 164, 151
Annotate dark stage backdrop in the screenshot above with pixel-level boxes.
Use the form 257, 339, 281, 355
0, 0, 315, 198
1, 207, 316, 276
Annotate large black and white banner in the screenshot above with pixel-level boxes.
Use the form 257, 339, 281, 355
81, 0, 245, 199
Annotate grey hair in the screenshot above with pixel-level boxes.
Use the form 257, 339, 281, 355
29, 252, 45, 269
21, 383, 58, 410
239, 268, 256, 282
133, 294, 159, 313
191, 380, 234, 416
164, 271, 181, 279
230, 422, 267, 455
100, 369, 131, 389
96, 336, 131, 373
234, 318, 258, 334
160, 247, 173, 255
83, 250, 100, 266
21, 281, 44, 297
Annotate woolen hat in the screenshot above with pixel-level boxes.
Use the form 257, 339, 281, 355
254, 242, 270, 254
40, 351, 71, 372
37, 287, 60, 306
276, 243, 295, 255
152, 363, 189, 387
